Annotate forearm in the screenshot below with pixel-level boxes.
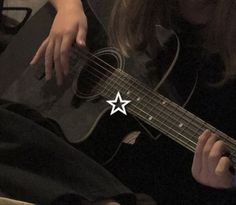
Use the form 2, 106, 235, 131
49, 0, 82, 11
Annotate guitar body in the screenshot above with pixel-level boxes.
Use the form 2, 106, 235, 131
0, 2, 120, 144
0, 0, 197, 163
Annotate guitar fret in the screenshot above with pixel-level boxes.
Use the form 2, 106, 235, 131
100, 69, 236, 156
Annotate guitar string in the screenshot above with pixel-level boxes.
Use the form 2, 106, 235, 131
73, 67, 197, 151
73, 49, 204, 137
109, 70, 236, 152
109, 73, 236, 163
78, 71, 236, 166
77, 74, 197, 152
75, 48, 223, 136
73, 48, 236, 153
75, 66, 223, 153
75, 64, 201, 146
73, 49, 222, 138
73, 48, 236, 154
95, 75, 236, 168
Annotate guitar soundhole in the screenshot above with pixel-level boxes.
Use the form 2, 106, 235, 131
74, 50, 121, 99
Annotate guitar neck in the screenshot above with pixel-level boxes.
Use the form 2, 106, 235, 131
99, 69, 236, 168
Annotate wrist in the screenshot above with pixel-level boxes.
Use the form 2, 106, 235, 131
50, 0, 83, 12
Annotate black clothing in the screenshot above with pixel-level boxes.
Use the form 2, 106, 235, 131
0, 100, 135, 205
95, 19, 236, 205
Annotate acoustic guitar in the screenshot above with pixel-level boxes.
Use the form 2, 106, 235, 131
1, 0, 236, 167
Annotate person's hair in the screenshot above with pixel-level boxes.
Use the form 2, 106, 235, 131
108, 0, 236, 84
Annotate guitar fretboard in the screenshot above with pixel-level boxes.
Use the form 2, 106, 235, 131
98, 69, 236, 169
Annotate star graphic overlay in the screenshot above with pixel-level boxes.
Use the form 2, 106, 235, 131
106, 91, 131, 115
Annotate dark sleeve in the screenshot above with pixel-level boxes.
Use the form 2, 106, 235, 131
0, 99, 65, 138
0, 101, 136, 205
193, 178, 236, 205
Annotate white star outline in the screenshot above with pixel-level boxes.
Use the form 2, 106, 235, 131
106, 91, 131, 116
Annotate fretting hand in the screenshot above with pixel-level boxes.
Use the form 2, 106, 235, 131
192, 130, 234, 188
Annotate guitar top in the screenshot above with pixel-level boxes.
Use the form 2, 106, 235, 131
0, 1, 178, 143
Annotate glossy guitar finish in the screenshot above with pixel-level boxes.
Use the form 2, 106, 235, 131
4, 0, 234, 168
0, 1, 168, 144
0, 0, 179, 142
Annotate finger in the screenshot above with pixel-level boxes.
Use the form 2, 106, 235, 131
215, 156, 232, 177
192, 130, 211, 176
45, 39, 55, 81
208, 140, 225, 173
61, 35, 74, 75
202, 133, 217, 173
30, 38, 49, 65
76, 22, 87, 47
54, 37, 63, 85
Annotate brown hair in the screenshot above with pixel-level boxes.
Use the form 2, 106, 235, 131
108, 0, 236, 84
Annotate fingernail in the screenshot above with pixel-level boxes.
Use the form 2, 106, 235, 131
79, 40, 86, 46
198, 135, 202, 142
206, 129, 212, 136
205, 129, 210, 133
